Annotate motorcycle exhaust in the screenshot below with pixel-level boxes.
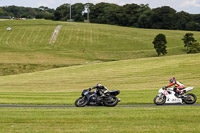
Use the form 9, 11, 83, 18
118, 98, 121, 102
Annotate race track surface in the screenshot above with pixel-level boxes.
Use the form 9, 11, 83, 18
0, 104, 200, 108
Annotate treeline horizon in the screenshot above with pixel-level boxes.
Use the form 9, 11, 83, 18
0, 2, 200, 31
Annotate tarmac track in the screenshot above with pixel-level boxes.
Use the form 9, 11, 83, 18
0, 104, 200, 108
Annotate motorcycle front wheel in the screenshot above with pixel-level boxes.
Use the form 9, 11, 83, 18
75, 97, 88, 107
183, 93, 197, 104
154, 95, 166, 105
103, 96, 118, 107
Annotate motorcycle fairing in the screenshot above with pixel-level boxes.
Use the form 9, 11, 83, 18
165, 92, 182, 104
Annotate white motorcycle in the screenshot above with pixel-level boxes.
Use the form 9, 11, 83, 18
154, 87, 197, 105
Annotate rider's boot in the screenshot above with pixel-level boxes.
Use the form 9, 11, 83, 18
177, 91, 184, 98
100, 93, 106, 98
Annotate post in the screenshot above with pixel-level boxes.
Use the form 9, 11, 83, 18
87, 7, 90, 22
67, 0, 74, 22
70, 2, 71, 20
84, 4, 90, 23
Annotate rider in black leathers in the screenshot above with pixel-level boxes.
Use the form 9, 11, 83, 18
89, 83, 108, 97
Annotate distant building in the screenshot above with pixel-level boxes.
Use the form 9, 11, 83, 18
84, 20, 90, 23
67, 19, 74, 22
0, 16, 11, 19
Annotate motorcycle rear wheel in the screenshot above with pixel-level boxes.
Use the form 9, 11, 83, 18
154, 95, 166, 105
75, 97, 88, 107
183, 93, 197, 104
103, 96, 118, 107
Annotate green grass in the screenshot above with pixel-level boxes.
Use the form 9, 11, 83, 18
0, 53, 199, 105
0, 19, 200, 76
0, 19, 200, 64
1, 107, 200, 133
1, 19, 200, 132
0, 63, 80, 76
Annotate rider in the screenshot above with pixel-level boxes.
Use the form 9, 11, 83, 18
164, 77, 185, 97
89, 83, 108, 97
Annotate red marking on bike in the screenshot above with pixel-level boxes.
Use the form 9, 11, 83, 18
163, 90, 168, 96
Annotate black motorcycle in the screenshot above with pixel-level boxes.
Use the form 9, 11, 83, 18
75, 89, 120, 107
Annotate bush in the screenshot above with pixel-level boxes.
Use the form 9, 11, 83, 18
187, 42, 200, 53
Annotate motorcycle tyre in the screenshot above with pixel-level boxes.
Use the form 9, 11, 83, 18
103, 96, 118, 107
75, 97, 88, 107
154, 95, 166, 105
183, 93, 197, 104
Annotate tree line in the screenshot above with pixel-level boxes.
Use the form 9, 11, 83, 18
0, 6, 54, 19
0, 3, 200, 31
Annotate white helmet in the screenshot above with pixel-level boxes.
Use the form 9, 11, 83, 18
96, 83, 102, 87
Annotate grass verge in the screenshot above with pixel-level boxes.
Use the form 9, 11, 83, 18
0, 107, 200, 133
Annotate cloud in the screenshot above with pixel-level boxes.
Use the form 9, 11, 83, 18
181, 0, 200, 7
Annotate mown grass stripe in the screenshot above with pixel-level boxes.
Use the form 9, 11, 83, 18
33, 25, 45, 43
5, 29, 15, 46
90, 25, 93, 45
12, 26, 23, 45
75, 25, 80, 45
66, 25, 75, 45
93, 24, 100, 44
39, 25, 50, 44
25, 26, 38, 44
19, 26, 31, 46
58, 25, 67, 45
0, 30, 7, 42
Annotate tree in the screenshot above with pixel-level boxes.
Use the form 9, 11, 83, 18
137, 9, 153, 28
90, 2, 120, 24
122, 4, 141, 26
152, 34, 167, 56
151, 6, 177, 29
190, 14, 200, 31
185, 21, 200, 31
0, 8, 7, 16
182, 33, 197, 51
71, 3, 85, 22
175, 11, 191, 30
54, 4, 70, 21
187, 42, 200, 53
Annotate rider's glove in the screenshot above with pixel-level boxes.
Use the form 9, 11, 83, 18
88, 88, 92, 91
162, 86, 168, 90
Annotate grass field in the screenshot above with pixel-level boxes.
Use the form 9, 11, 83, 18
0, 19, 200, 75
1, 20, 199, 60
1, 107, 200, 133
0, 53, 199, 105
0, 20, 200, 132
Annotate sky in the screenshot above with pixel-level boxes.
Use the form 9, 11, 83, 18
0, 0, 200, 14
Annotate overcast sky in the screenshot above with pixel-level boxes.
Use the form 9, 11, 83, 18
0, 0, 200, 14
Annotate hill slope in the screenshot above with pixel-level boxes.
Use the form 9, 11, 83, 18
0, 19, 200, 76
1, 53, 199, 91
0, 53, 199, 105
1, 20, 200, 60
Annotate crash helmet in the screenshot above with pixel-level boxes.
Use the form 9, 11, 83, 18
169, 77, 176, 83
96, 83, 102, 87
